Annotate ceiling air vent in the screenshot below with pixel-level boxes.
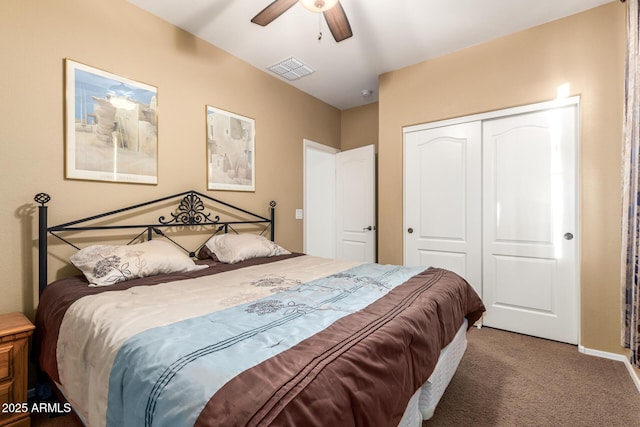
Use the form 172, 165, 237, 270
267, 57, 314, 81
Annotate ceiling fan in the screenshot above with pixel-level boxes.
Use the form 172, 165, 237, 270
251, 0, 353, 42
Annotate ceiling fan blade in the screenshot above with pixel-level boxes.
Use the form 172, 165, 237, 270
251, 0, 299, 26
323, 1, 353, 42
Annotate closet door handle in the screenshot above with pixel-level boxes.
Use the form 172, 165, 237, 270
564, 232, 574, 240
363, 226, 373, 231
407, 227, 414, 234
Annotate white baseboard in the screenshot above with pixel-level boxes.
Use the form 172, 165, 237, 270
578, 345, 640, 394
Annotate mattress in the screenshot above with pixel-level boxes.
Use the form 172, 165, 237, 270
50, 321, 468, 427
398, 388, 423, 427
35, 255, 484, 426
419, 318, 469, 420
397, 319, 468, 426
51, 322, 468, 427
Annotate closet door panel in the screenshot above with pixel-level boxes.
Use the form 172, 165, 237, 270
403, 99, 578, 344
416, 251, 467, 278
418, 139, 466, 240
482, 106, 578, 344
404, 122, 482, 295
493, 129, 553, 243
493, 255, 554, 312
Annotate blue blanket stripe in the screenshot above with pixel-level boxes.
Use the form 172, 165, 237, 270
144, 287, 361, 426
248, 268, 443, 424
106, 263, 426, 427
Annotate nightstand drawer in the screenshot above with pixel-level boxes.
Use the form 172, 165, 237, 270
0, 380, 14, 407
0, 313, 34, 427
0, 343, 13, 382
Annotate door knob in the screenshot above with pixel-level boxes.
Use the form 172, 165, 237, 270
363, 226, 373, 231
564, 232, 574, 240
408, 227, 414, 234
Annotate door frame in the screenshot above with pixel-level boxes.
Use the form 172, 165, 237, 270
304, 140, 377, 262
403, 96, 580, 134
303, 139, 339, 257
402, 95, 581, 343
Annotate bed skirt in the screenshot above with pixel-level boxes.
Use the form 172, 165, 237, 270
399, 319, 469, 426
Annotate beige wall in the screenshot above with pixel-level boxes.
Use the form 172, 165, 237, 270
340, 102, 379, 151
378, 2, 626, 353
0, 0, 341, 318
0, 0, 627, 356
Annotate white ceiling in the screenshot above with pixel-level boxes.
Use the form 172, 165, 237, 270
128, 0, 616, 110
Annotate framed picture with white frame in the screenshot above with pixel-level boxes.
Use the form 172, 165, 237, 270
65, 59, 158, 184
206, 105, 255, 192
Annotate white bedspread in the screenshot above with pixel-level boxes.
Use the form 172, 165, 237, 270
56, 256, 361, 426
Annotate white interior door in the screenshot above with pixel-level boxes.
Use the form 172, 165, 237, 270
482, 105, 578, 344
404, 122, 482, 295
335, 144, 376, 262
303, 140, 338, 258
403, 98, 579, 344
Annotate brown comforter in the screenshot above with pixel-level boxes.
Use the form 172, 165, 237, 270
35, 257, 484, 427
195, 267, 484, 427
34, 253, 304, 383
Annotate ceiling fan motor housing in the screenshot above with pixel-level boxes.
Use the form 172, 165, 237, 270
301, 0, 339, 12
253, 0, 352, 42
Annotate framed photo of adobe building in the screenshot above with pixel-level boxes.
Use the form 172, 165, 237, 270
65, 59, 158, 184
206, 105, 255, 191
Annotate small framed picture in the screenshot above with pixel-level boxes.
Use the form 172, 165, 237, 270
65, 59, 158, 184
206, 105, 255, 191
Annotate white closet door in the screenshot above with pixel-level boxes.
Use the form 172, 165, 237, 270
482, 105, 578, 344
404, 122, 482, 295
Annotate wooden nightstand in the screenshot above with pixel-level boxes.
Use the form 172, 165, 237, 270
0, 313, 34, 427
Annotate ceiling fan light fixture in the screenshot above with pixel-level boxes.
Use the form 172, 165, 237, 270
300, 0, 338, 12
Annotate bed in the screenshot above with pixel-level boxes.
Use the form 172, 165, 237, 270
32, 190, 485, 427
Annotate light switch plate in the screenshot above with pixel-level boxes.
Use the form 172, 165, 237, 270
295, 209, 303, 220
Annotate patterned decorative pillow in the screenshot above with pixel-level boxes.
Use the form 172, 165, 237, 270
70, 240, 208, 287
204, 234, 290, 264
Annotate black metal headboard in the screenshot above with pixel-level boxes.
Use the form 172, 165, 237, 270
34, 190, 276, 295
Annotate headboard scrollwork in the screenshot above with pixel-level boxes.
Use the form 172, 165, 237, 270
158, 192, 219, 225
35, 190, 276, 295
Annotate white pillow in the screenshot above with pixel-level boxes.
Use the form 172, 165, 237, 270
204, 234, 290, 264
70, 240, 208, 287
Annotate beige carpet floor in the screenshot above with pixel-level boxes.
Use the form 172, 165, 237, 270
426, 327, 640, 427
